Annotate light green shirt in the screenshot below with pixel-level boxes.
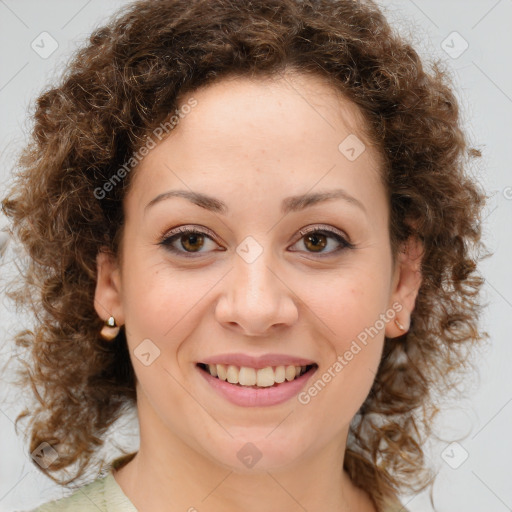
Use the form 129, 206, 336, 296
24, 453, 138, 512
28, 471, 138, 512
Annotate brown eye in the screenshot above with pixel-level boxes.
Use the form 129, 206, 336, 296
290, 226, 354, 256
158, 224, 354, 259
159, 227, 220, 257
303, 232, 328, 252
180, 232, 205, 252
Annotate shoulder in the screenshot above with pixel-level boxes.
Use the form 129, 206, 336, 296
22, 475, 109, 511
23, 453, 139, 512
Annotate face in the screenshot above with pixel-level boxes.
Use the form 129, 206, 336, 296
94, 72, 422, 474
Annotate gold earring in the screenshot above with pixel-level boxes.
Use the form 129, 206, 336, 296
100, 316, 120, 341
394, 319, 406, 332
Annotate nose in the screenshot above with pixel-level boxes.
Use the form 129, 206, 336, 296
215, 248, 299, 337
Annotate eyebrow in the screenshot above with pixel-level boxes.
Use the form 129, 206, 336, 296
144, 188, 367, 216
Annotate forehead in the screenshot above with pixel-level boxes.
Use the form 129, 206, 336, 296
126, 72, 384, 216
170, 73, 372, 155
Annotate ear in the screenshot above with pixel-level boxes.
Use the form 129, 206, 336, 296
385, 235, 423, 338
94, 246, 125, 325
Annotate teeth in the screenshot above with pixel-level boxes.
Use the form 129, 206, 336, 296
205, 363, 309, 387
216, 364, 227, 381
285, 365, 296, 381
239, 366, 257, 386
274, 365, 285, 383
226, 365, 239, 384
256, 367, 275, 387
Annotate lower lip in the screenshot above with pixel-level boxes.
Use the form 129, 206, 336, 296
197, 365, 317, 407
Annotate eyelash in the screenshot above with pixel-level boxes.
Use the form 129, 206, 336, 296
158, 224, 355, 258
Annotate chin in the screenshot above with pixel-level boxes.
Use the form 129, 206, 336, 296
197, 430, 310, 474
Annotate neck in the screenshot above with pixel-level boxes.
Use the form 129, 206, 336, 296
113, 394, 377, 512
114, 388, 376, 512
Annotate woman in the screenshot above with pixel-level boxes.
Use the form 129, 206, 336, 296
1, 0, 487, 511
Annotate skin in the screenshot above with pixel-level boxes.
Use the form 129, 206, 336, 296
94, 71, 423, 512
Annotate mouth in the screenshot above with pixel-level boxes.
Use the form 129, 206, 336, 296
196, 362, 318, 389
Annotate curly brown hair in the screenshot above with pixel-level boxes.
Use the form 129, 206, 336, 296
1, 0, 489, 510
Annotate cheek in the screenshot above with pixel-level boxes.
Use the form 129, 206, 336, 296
309, 266, 392, 349
119, 259, 211, 414
120, 254, 217, 356
297, 265, 391, 411
122, 249, 177, 319
318, 283, 386, 381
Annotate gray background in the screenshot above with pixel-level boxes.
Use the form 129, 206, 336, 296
0, 1, 511, 511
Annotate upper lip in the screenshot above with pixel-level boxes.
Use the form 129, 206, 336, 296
199, 353, 317, 369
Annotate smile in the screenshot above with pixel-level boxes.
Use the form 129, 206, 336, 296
196, 359, 318, 407
198, 363, 316, 387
